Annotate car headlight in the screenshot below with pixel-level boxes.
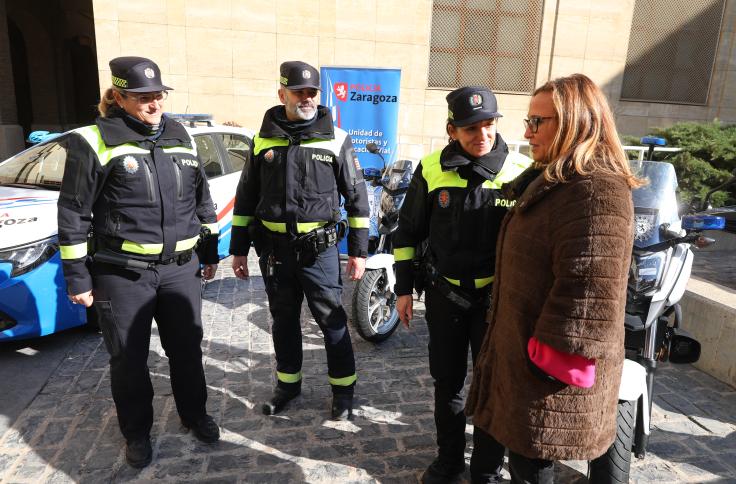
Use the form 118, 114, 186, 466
0, 236, 59, 277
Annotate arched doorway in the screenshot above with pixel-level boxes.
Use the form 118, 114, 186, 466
6, 0, 99, 140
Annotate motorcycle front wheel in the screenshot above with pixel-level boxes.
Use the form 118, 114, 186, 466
588, 399, 637, 483
351, 268, 400, 343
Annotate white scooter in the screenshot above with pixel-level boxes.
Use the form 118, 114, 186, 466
351, 144, 417, 342
589, 138, 730, 483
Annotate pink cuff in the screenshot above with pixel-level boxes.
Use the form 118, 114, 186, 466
527, 337, 596, 388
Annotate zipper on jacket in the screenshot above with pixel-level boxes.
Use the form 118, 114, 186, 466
113, 213, 121, 235
173, 156, 183, 200
143, 160, 156, 203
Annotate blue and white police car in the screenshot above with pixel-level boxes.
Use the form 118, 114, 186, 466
0, 116, 253, 341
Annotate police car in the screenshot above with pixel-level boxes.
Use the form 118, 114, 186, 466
0, 116, 253, 341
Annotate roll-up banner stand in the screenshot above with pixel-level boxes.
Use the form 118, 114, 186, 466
320, 66, 401, 254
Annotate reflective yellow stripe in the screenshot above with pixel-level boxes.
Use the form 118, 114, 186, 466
297, 221, 326, 233
203, 223, 219, 234
232, 215, 253, 227
394, 246, 415, 262
121, 240, 163, 255
261, 220, 287, 233
444, 275, 494, 289
162, 145, 198, 156
261, 220, 329, 234
175, 235, 200, 252
482, 152, 533, 189
253, 136, 289, 155
348, 217, 369, 229
421, 150, 468, 192
328, 374, 357, 386
277, 371, 302, 384
74, 125, 195, 166
101, 144, 150, 165
60, 242, 87, 260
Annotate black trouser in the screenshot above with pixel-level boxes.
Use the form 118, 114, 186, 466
91, 254, 208, 441
424, 285, 504, 480
259, 244, 356, 395
508, 451, 554, 484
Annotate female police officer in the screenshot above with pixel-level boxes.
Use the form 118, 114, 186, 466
57, 56, 220, 468
393, 86, 532, 483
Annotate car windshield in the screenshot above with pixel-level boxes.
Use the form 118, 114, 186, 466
0, 138, 69, 189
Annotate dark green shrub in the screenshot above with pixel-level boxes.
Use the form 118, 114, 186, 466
623, 121, 735, 207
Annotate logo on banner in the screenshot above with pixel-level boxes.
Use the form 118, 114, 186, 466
334, 82, 348, 102
469, 94, 483, 108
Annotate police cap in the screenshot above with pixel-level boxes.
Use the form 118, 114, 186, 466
109, 56, 173, 93
446, 86, 502, 127
279, 61, 320, 90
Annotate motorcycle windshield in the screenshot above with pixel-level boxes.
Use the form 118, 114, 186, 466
384, 159, 413, 192
630, 161, 680, 248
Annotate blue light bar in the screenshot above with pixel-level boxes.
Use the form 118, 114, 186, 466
641, 136, 666, 146
682, 214, 726, 231
167, 113, 213, 121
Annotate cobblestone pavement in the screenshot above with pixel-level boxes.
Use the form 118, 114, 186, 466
1, 255, 735, 483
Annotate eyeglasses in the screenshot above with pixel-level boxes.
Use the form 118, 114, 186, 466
121, 91, 168, 104
523, 116, 555, 134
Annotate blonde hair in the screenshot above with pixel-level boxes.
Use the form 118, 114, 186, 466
98, 87, 118, 117
533, 74, 642, 188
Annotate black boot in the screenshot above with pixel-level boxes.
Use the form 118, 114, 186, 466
182, 414, 220, 443
331, 393, 353, 420
262, 386, 301, 415
421, 457, 465, 484
125, 436, 153, 469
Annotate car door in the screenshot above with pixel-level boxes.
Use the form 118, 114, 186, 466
193, 132, 253, 260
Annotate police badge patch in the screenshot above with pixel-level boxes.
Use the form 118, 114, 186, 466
264, 149, 274, 162
122, 156, 139, 174
302, 70, 311, 79
144, 67, 155, 79
438, 189, 451, 208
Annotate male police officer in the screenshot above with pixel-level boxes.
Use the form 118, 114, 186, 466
230, 61, 369, 420
58, 57, 220, 468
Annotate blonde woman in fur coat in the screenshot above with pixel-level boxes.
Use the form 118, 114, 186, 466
466, 74, 642, 484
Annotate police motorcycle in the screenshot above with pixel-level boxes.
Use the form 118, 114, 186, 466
351, 143, 416, 342
589, 137, 729, 483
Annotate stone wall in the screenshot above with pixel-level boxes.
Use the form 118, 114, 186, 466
89, 0, 736, 152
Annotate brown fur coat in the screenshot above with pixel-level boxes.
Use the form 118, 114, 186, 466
465, 169, 634, 461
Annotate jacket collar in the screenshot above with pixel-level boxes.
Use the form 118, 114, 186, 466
96, 110, 192, 148
258, 105, 334, 141
504, 167, 560, 213
440, 133, 509, 182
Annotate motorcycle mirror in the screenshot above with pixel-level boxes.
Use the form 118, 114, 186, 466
366, 142, 386, 169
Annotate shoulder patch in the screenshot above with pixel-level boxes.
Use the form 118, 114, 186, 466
438, 189, 451, 208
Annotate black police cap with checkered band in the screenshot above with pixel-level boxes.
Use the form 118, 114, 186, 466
109, 56, 173, 93
446, 86, 502, 127
279, 61, 320, 90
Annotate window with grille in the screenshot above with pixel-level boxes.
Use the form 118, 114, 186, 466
621, 0, 726, 105
428, 0, 544, 94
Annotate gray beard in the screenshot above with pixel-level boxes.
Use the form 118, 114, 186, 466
294, 105, 316, 121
